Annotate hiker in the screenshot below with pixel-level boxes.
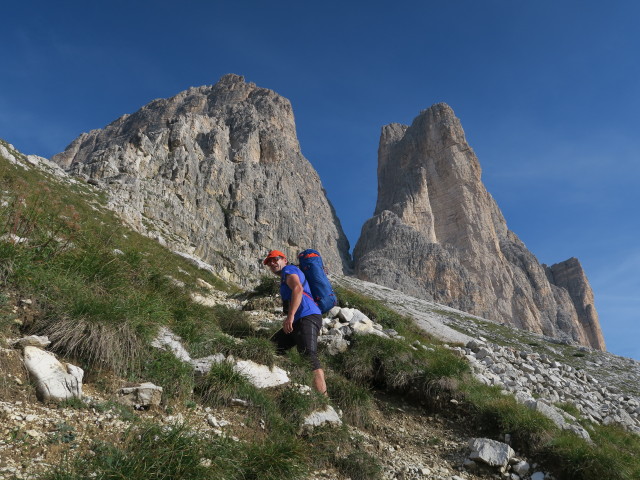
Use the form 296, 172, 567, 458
263, 250, 327, 395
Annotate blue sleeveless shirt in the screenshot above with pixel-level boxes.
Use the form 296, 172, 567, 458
280, 265, 321, 321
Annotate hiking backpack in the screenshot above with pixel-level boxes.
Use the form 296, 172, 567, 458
297, 249, 338, 314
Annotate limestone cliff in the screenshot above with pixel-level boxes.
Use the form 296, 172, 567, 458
353, 103, 605, 350
52, 74, 351, 282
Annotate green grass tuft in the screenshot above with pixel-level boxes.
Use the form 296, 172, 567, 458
334, 451, 383, 480
138, 349, 195, 403
459, 380, 556, 448
325, 371, 374, 427
43, 421, 306, 480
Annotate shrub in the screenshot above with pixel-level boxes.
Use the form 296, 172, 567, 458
231, 336, 277, 367
251, 275, 280, 297
242, 434, 307, 480
34, 317, 145, 376
196, 360, 255, 407
189, 335, 277, 368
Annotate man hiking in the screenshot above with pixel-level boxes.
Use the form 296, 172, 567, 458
263, 250, 327, 395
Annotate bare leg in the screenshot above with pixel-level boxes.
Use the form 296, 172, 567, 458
313, 368, 327, 396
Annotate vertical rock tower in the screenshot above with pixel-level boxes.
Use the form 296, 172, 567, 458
52, 74, 351, 281
354, 104, 605, 350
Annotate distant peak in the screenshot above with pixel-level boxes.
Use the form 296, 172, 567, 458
417, 102, 455, 120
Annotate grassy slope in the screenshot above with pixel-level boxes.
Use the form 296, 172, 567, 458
1, 140, 639, 480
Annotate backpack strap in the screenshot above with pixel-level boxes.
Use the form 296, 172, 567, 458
282, 270, 318, 304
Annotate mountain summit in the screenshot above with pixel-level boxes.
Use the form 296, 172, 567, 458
52, 74, 352, 281
353, 104, 605, 350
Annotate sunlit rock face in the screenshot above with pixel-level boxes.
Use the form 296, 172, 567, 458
354, 103, 605, 350
52, 74, 352, 282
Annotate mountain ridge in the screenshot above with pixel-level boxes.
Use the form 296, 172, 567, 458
49, 75, 603, 350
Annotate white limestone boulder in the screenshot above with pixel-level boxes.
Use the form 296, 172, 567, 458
23, 346, 84, 402
300, 405, 342, 433
151, 326, 192, 362
234, 359, 289, 389
524, 399, 567, 428
190, 355, 289, 389
349, 309, 373, 327
190, 354, 227, 376
337, 308, 355, 324
324, 337, 350, 355
13, 335, 51, 349
118, 382, 163, 408
468, 438, 515, 467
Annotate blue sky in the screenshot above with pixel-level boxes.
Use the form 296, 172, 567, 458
2, 1, 639, 360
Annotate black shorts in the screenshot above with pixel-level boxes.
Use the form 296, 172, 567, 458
272, 314, 323, 371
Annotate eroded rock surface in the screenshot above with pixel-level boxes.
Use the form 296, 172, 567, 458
354, 104, 605, 350
52, 74, 351, 283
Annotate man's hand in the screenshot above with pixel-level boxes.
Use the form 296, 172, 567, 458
283, 315, 294, 334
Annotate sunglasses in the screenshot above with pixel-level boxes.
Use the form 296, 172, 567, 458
265, 256, 282, 265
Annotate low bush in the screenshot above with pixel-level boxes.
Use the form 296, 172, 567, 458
189, 335, 277, 367
230, 336, 277, 367
251, 275, 280, 297
196, 360, 256, 407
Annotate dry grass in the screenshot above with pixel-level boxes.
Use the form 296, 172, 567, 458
32, 318, 145, 376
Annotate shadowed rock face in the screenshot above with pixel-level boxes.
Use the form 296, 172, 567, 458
354, 103, 605, 350
52, 74, 351, 282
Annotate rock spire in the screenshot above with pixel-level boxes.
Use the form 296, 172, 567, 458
353, 103, 605, 350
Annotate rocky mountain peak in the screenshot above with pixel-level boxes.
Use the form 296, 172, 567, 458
51, 75, 352, 282
355, 104, 606, 351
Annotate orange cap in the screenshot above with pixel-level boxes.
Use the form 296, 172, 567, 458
263, 250, 286, 265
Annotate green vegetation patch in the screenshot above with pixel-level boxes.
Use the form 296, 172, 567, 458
459, 380, 557, 449
44, 422, 307, 480
334, 451, 383, 480
325, 371, 374, 427
333, 333, 468, 395
544, 423, 640, 480
0, 154, 231, 380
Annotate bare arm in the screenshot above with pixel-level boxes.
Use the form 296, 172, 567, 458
283, 273, 303, 334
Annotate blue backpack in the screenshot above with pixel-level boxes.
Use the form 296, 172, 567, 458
297, 249, 338, 314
